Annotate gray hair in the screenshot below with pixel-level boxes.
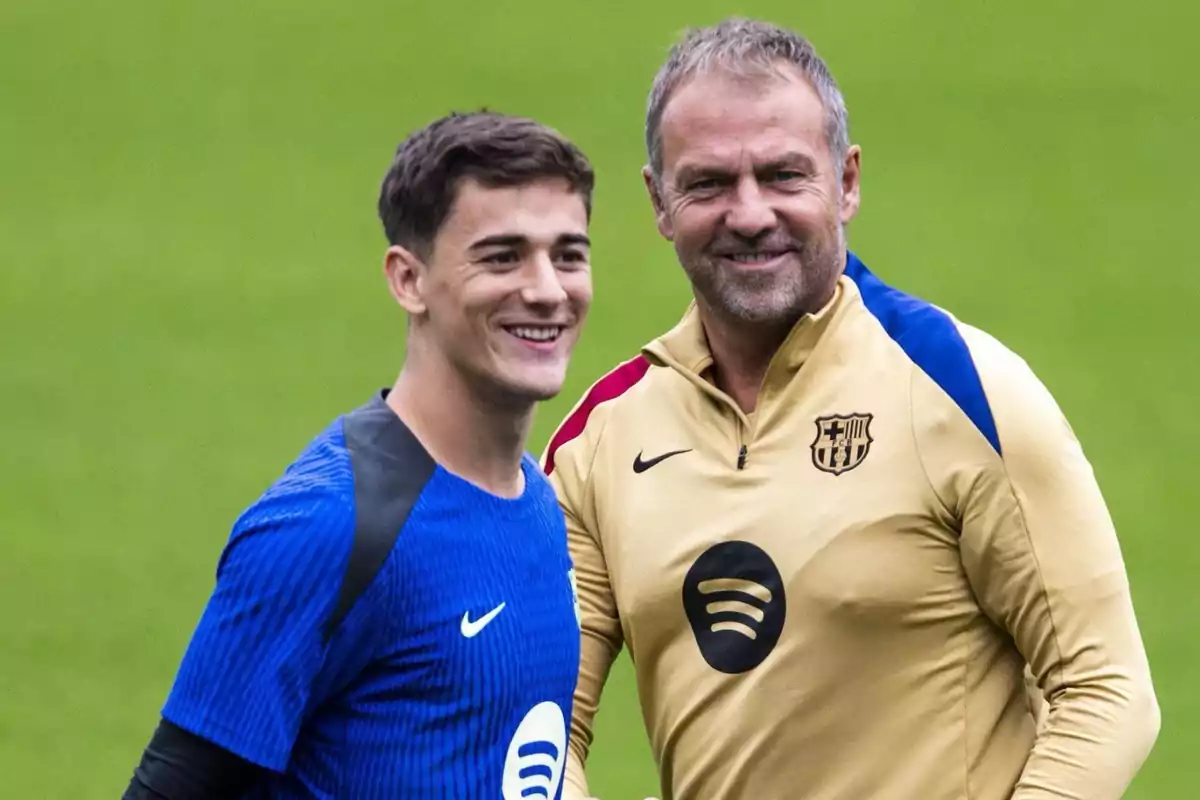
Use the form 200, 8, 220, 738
645, 18, 850, 182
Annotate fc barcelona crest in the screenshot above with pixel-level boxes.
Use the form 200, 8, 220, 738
811, 413, 874, 476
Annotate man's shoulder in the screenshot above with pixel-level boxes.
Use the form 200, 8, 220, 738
220, 416, 355, 569
952, 321, 1075, 453
290, 416, 353, 475
843, 254, 1016, 458
841, 258, 1079, 493
336, 391, 438, 517
231, 391, 435, 545
875, 294, 1067, 466
542, 354, 665, 476
216, 394, 434, 628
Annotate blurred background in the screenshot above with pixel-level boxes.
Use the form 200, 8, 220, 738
2, 0, 1196, 796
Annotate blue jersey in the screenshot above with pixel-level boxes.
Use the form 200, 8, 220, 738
161, 392, 581, 798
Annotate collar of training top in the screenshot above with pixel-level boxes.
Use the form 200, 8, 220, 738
642, 252, 858, 384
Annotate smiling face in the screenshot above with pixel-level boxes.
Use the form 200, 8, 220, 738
386, 176, 593, 406
645, 64, 861, 326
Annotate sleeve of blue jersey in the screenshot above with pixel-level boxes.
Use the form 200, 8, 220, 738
161, 479, 358, 772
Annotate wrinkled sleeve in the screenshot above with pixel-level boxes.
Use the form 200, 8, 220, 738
543, 429, 624, 799
160, 484, 359, 771
924, 327, 1160, 799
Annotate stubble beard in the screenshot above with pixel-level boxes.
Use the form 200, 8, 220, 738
681, 223, 846, 328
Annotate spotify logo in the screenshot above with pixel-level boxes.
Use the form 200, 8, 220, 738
502, 701, 566, 800
682, 541, 786, 674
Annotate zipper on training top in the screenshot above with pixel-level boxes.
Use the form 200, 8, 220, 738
666, 359, 753, 471
735, 413, 751, 470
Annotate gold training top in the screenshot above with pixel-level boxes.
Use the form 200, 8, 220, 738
542, 252, 1159, 800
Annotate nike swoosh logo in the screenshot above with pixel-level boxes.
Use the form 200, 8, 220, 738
460, 602, 506, 638
633, 448, 692, 473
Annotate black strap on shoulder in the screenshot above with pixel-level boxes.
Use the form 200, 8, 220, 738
322, 391, 436, 643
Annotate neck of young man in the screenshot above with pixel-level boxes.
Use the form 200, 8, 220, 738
386, 353, 532, 500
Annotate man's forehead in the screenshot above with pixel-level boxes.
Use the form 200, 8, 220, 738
659, 69, 828, 168
442, 179, 588, 243
672, 133, 820, 172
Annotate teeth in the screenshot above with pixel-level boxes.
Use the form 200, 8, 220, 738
729, 252, 783, 263
509, 326, 561, 342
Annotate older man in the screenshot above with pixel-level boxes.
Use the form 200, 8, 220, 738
543, 17, 1159, 800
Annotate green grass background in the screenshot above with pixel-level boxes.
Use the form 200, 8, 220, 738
2, 0, 1196, 796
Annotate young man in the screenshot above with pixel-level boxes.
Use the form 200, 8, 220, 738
124, 110, 595, 799
544, 18, 1159, 800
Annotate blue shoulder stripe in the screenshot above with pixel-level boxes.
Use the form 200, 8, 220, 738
844, 252, 1002, 455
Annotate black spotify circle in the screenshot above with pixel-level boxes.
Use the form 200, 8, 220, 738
682, 540, 786, 674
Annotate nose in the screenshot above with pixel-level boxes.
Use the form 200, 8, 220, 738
724, 177, 777, 238
520, 253, 568, 308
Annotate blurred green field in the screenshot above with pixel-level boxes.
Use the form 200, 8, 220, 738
2, 0, 1197, 797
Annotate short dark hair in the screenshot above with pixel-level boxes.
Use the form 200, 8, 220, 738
377, 110, 595, 257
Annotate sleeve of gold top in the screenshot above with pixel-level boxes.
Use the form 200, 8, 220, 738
541, 412, 625, 800
914, 324, 1160, 799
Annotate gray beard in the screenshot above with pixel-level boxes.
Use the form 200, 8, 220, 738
682, 225, 845, 326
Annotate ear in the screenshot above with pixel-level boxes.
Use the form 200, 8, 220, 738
383, 245, 427, 316
839, 144, 863, 226
642, 165, 674, 241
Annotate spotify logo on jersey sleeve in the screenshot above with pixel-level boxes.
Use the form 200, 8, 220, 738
682, 541, 786, 674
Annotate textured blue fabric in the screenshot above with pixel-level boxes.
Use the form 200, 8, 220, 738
844, 251, 1002, 455
162, 397, 580, 798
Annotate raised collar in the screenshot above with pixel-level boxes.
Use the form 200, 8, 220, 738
642, 266, 854, 386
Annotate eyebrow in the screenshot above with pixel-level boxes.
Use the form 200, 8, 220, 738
468, 232, 591, 250
676, 151, 819, 182
762, 152, 819, 173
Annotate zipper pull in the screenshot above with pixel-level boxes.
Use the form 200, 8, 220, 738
737, 445, 748, 470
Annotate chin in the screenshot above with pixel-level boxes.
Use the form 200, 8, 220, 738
494, 384, 564, 406
490, 366, 569, 405
515, 373, 568, 402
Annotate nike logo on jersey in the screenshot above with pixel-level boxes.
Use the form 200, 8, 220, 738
633, 448, 691, 473
461, 602, 506, 638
